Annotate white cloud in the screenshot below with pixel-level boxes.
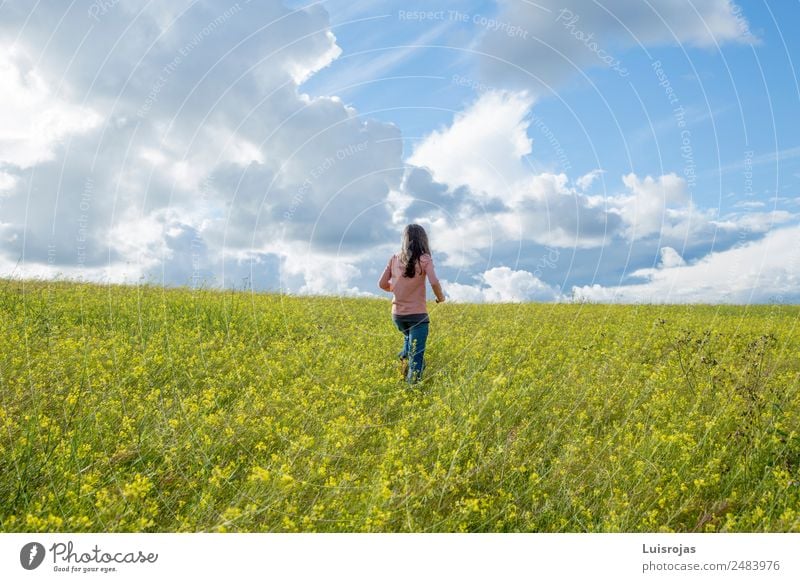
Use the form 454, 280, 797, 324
106, 208, 180, 273
712, 210, 795, 233
495, 172, 619, 249
406, 91, 622, 255
135, 124, 266, 195
408, 90, 534, 201
417, 214, 497, 268
0, 46, 102, 169
658, 246, 686, 268
610, 172, 690, 239
286, 30, 343, 84
306, 20, 453, 95
576, 169, 605, 191
0, 250, 144, 283
269, 241, 373, 297
402, 88, 791, 270
0, 171, 18, 194
0, 1, 403, 293
477, 0, 756, 94
442, 280, 487, 303
733, 200, 766, 209
572, 224, 800, 303
0, 1, 787, 307
444, 266, 563, 303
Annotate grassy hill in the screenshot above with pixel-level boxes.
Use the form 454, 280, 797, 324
1, 279, 799, 532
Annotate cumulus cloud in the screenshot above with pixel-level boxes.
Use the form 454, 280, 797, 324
0, 1, 403, 293
572, 224, 800, 303
405, 90, 623, 257
712, 210, 795, 233
495, 172, 622, 249
444, 266, 564, 303
408, 90, 534, 200
576, 169, 605, 191
276, 242, 373, 297
0, 47, 102, 169
0, 171, 17, 194
402, 88, 794, 277
658, 246, 686, 268
405, 90, 734, 262
0, 0, 787, 307
608, 172, 692, 239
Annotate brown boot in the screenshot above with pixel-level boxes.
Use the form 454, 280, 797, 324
399, 357, 409, 379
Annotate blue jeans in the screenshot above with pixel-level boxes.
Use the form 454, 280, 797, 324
393, 316, 429, 383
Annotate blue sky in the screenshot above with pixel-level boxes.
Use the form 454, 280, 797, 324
303, 0, 799, 206
1, 0, 798, 302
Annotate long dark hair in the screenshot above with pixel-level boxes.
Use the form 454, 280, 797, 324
399, 224, 431, 278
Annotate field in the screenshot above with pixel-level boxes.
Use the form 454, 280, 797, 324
1, 279, 799, 532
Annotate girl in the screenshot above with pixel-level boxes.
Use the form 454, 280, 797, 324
378, 224, 446, 384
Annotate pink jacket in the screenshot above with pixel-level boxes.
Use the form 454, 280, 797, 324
378, 253, 440, 315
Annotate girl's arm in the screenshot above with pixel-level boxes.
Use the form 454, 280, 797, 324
422, 254, 446, 303
378, 256, 393, 292
432, 282, 445, 303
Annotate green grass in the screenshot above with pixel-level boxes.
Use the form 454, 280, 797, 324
1, 278, 799, 532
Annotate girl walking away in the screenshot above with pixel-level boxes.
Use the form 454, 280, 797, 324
378, 224, 446, 384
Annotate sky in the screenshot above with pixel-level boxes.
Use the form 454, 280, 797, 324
1, 0, 799, 303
